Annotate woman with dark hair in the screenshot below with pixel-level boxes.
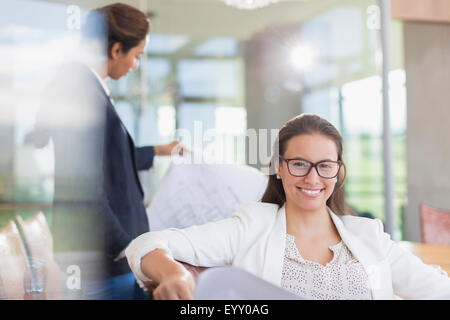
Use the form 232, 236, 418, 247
260, 112, 350, 215
84, 3, 152, 80
30, 3, 185, 299
125, 114, 450, 300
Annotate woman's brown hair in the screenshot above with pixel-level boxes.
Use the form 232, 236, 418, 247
85, 3, 151, 57
261, 113, 352, 215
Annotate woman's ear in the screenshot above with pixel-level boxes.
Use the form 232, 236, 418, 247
275, 161, 281, 179
110, 42, 122, 60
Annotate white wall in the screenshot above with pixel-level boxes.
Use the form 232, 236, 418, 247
404, 21, 450, 241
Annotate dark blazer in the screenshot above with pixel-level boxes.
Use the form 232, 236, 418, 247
97, 70, 154, 276
33, 62, 154, 277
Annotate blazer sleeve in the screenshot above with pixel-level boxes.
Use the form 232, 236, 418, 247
378, 219, 450, 299
134, 146, 155, 171
125, 205, 252, 282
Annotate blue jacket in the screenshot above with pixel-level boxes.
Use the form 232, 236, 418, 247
34, 62, 154, 277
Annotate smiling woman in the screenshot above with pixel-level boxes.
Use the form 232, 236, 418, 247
125, 114, 450, 300
261, 113, 350, 216
277, 134, 341, 215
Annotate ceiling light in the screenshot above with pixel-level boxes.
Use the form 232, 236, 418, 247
290, 45, 316, 70
221, 0, 279, 10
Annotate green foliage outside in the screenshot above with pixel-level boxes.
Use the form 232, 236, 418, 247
344, 134, 407, 239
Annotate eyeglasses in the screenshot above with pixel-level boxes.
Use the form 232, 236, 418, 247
279, 156, 341, 179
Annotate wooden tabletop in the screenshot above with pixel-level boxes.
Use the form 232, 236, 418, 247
397, 241, 450, 275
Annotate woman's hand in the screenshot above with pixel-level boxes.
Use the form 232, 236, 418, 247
154, 140, 189, 156
152, 270, 196, 300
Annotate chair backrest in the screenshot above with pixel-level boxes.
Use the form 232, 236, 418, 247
420, 204, 450, 245
178, 261, 209, 282
0, 220, 28, 299
15, 211, 53, 260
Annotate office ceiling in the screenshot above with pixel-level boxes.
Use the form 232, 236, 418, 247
36, 0, 343, 40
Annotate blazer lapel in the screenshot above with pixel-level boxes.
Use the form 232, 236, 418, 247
328, 209, 393, 299
86, 65, 145, 196
105, 99, 145, 196
124, 129, 145, 196
262, 204, 287, 286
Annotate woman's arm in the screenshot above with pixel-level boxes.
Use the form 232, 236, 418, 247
141, 249, 196, 300
126, 216, 244, 278
134, 141, 188, 171
377, 219, 450, 299
134, 146, 155, 170
125, 203, 255, 299
153, 140, 187, 157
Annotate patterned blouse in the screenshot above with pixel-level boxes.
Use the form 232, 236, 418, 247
281, 234, 372, 300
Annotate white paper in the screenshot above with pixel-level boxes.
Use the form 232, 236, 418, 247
195, 266, 305, 300
147, 156, 268, 231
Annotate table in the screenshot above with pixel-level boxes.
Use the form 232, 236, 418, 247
397, 241, 450, 275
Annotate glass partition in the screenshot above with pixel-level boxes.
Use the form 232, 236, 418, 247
1, 0, 409, 299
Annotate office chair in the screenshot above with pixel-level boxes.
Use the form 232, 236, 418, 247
0, 220, 28, 299
420, 204, 450, 245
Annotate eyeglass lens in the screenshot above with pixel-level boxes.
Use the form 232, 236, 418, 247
288, 159, 339, 178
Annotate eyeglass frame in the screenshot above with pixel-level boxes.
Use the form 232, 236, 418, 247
278, 156, 342, 179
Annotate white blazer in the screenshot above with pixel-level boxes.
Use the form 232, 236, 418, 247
125, 202, 450, 300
